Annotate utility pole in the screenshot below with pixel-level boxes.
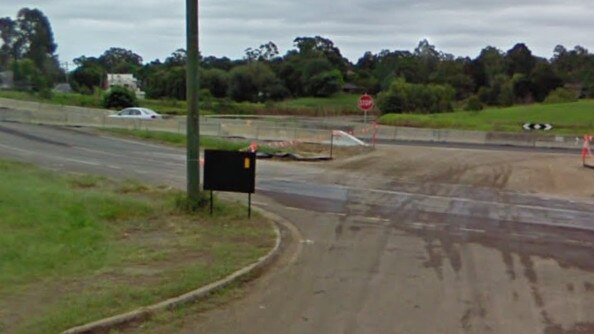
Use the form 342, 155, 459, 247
61, 61, 70, 84
186, 0, 201, 205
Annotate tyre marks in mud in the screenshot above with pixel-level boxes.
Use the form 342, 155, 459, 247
260, 179, 594, 333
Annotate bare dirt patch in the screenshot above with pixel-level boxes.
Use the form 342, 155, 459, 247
326, 145, 594, 200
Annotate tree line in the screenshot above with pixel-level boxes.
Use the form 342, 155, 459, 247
3, 8, 594, 113
0, 8, 64, 95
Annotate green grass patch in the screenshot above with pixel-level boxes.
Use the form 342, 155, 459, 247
379, 100, 594, 135
0, 160, 275, 334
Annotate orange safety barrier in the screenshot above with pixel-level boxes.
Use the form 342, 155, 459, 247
249, 141, 258, 153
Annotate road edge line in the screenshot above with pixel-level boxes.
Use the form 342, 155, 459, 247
61, 209, 288, 334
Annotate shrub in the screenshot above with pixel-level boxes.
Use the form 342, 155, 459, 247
377, 78, 454, 114
544, 87, 578, 104
102, 86, 138, 109
464, 95, 483, 111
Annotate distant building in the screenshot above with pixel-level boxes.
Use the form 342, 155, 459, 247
0, 71, 14, 90
105, 73, 145, 99
106, 73, 138, 91
342, 83, 365, 94
53, 83, 73, 94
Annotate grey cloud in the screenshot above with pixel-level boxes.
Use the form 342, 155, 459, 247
1, 0, 594, 63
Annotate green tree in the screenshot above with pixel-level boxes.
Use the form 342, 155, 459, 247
475, 46, 506, 86
305, 69, 343, 97
6, 8, 64, 89
143, 66, 186, 100
377, 78, 454, 114
98, 47, 143, 73
551, 45, 594, 97
13, 58, 42, 90
505, 43, 536, 76
228, 62, 284, 102
293, 36, 348, 74
201, 68, 228, 98
16, 8, 57, 70
530, 61, 563, 102
413, 39, 440, 82
0, 17, 16, 69
498, 78, 515, 106
69, 56, 105, 93
202, 56, 234, 71
164, 49, 187, 67
511, 73, 533, 103
69, 63, 104, 94
103, 86, 138, 109
245, 41, 279, 62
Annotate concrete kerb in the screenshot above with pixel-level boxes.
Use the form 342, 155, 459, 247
61, 206, 292, 334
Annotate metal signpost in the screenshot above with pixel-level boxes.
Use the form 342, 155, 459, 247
358, 94, 374, 124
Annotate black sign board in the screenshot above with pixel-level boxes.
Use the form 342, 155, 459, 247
204, 150, 256, 194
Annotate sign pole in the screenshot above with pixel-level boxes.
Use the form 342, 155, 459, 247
372, 121, 378, 148
210, 190, 213, 215
248, 193, 252, 219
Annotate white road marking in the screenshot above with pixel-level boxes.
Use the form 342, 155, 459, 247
460, 228, 486, 234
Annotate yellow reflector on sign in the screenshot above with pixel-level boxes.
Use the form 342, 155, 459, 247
244, 158, 250, 169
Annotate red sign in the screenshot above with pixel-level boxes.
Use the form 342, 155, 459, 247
358, 94, 374, 112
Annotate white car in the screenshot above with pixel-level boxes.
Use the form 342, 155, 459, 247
109, 107, 162, 120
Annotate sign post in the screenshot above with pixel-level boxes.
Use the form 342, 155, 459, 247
358, 94, 374, 124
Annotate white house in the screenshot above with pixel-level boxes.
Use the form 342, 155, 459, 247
106, 73, 145, 99
0, 71, 14, 90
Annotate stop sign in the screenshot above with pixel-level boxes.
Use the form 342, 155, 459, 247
358, 94, 374, 111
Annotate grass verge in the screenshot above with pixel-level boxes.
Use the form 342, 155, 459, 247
379, 100, 594, 135
0, 160, 275, 334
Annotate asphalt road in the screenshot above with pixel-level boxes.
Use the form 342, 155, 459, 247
1, 122, 593, 334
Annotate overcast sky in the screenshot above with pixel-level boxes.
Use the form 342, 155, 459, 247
2, 0, 594, 66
